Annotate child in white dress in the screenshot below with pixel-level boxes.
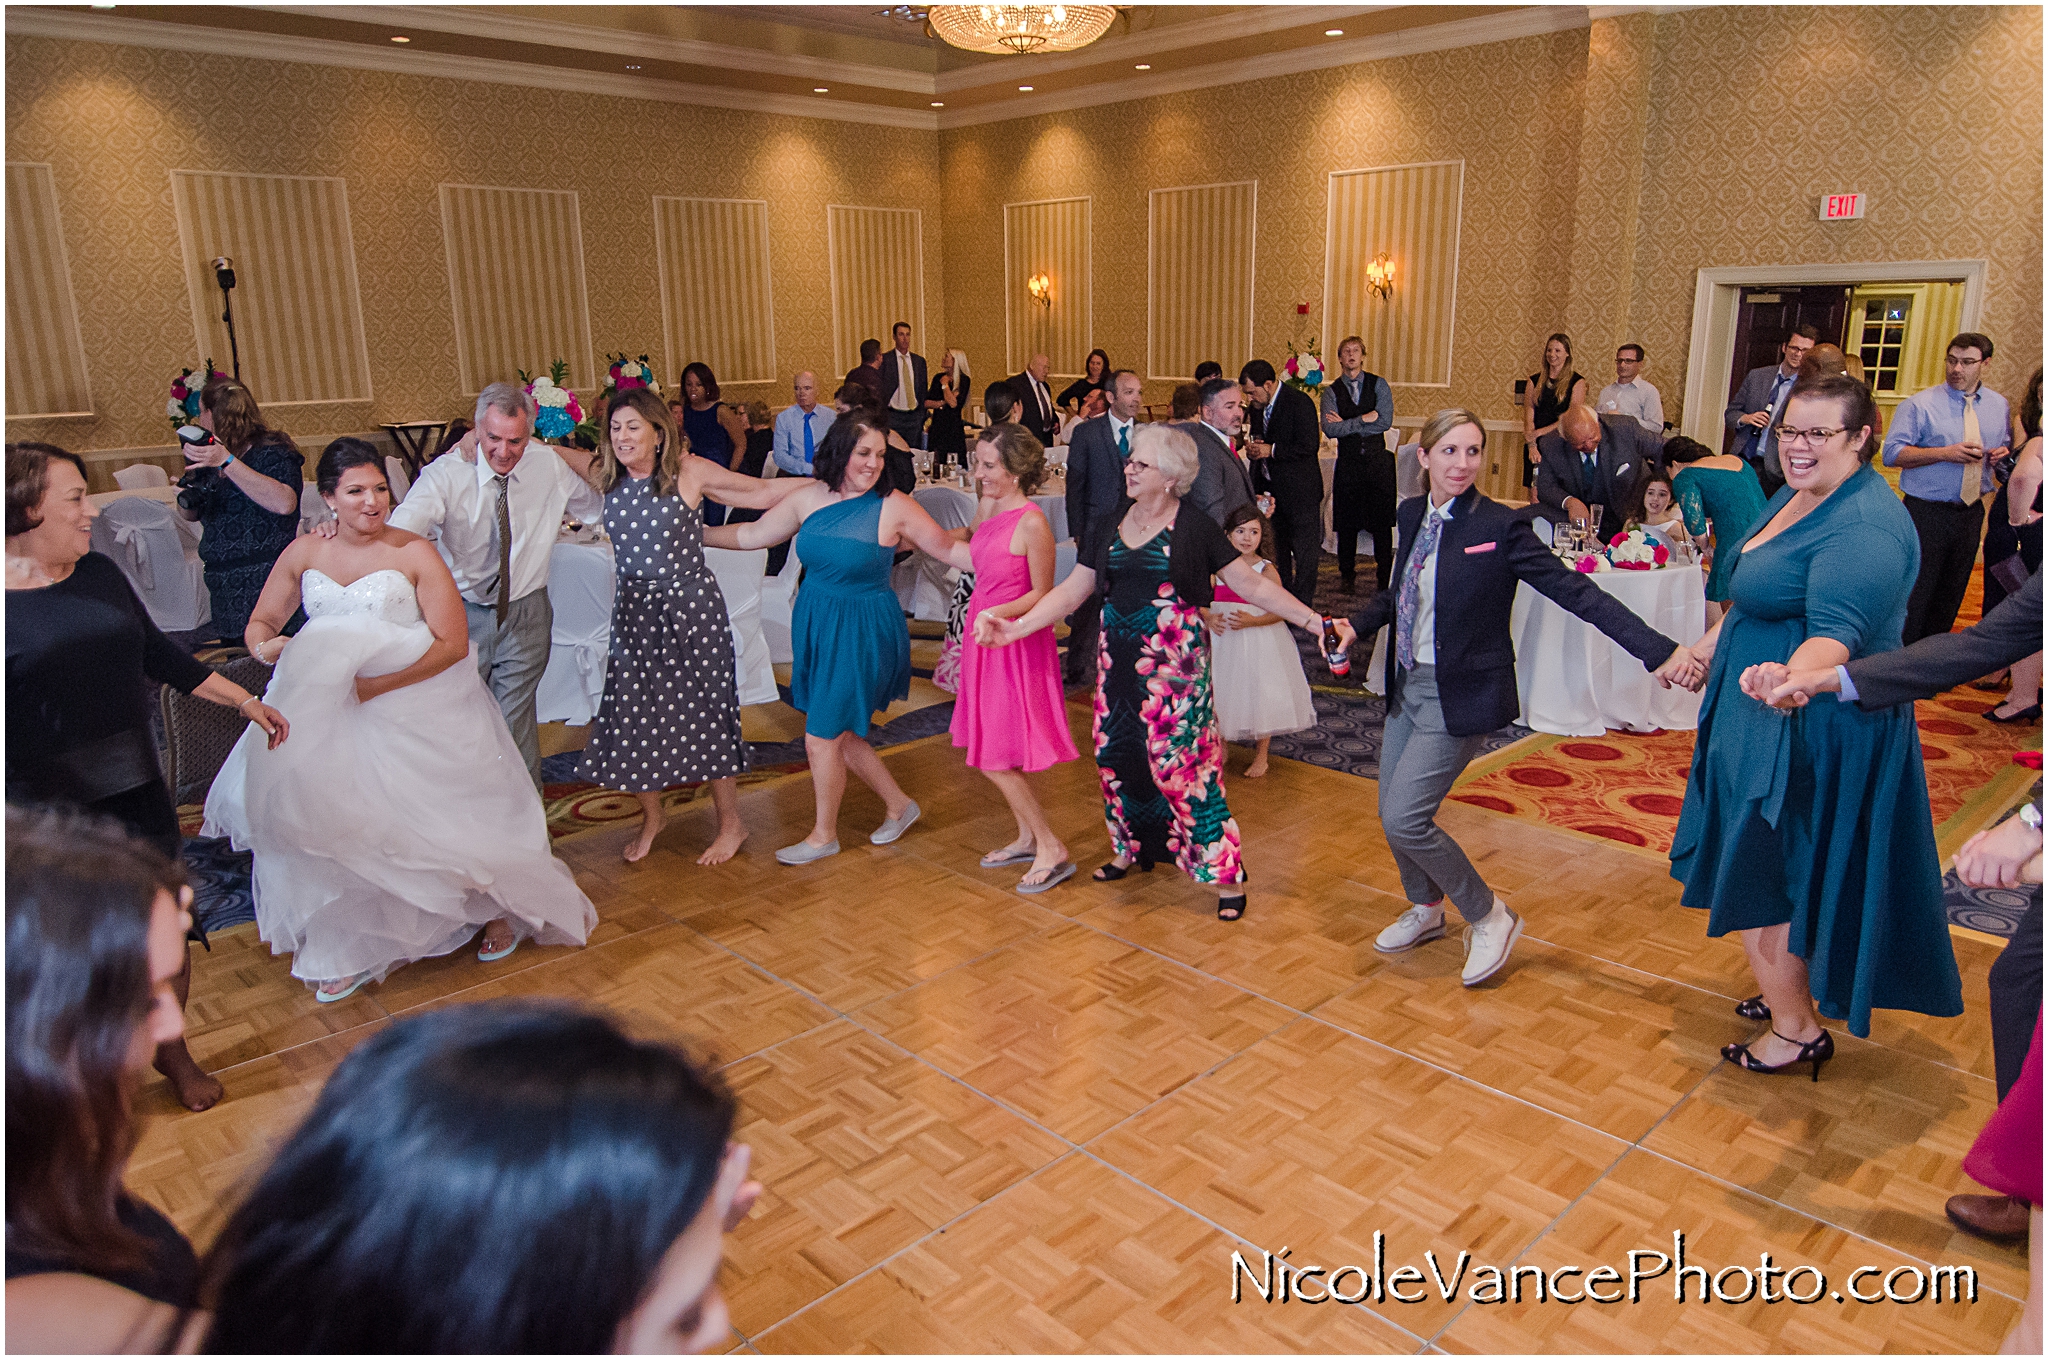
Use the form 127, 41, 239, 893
1204, 504, 1316, 777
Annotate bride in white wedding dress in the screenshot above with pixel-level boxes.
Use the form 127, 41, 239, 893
205, 438, 596, 1001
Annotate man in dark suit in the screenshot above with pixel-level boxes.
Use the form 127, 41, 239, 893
1008, 353, 1058, 446
1535, 405, 1660, 532
874, 320, 928, 451
1240, 359, 1325, 603
1060, 368, 1142, 684
1184, 377, 1255, 527
1724, 325, 1818, 497
1750, 567, 2042, 1245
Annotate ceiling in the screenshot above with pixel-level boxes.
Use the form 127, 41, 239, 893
10, 4, 1612, 129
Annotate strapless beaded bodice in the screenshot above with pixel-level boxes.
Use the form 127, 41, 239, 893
301, 569, 423, 625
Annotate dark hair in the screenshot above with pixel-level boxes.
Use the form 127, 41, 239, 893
1540, 332, 1574, 404
812, 409, 888, 492
973, 422, 1047, 495
199, 379, 290, 459
198, 1003, 735, 1353
1083, 348, 1110, 381
1623, 469, 1675, 528
859, 338, 882, 364
1790, 323, 1821, 343
6, 441, 90, 537
1109, 368, 1140, 391
1787, 371, 1880, 462
835, 381, 883, 415
1949, 331, 1995, 362
1618, 343, 1645, 362
7, 806, 185, 1278
1193, 361, 1224, 383
1197, 376, 1238, 412
2022, 367, 2041, 442
596, 387, 683, 497
1221, 501, 1272, 560
431, 418, 472, 460
892, 321, 911, 337
315, 436, 387, 495
681, 361, 721, 403
1170, 383, 1203, 420
982, 379, 1019, 424
1238, 358, 1277, 387
1660, 435, 1715, 464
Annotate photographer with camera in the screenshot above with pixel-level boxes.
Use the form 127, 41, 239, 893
175, 378, 301, 645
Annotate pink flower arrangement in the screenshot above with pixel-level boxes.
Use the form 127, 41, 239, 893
1606, 528, 1671, 570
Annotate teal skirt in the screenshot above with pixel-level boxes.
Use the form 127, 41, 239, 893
789, 586, 910, 739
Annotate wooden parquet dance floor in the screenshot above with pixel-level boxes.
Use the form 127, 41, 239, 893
131, 703, 2024, 1353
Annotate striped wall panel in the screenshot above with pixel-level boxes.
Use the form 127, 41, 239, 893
438, 183, 594, 395
654, 197, 776, 387
1003, 197, 1091, 378
169, 170, 372, 406
5, 162, 92, 417
1323, 160, 1463, 387
826, 204, 924, 379
1147, 181, 1257, 383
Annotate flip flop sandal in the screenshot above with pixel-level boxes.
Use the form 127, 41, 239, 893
980, 846, 1037, 868
1017, 861, 1078, 895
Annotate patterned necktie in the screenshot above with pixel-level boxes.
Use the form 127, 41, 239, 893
1760, 373, 1792, 473
802, 410, 815, 463
1117, 423, 1130, 458
1961, 392, 1984, 507
1395, 508, 1446, 671
493, 472, 512, 625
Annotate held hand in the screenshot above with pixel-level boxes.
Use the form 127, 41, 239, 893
1767, 665, 1841, 709
1738, 662, 1786, 704
1652, 645, 1701, 691
1954, 816, 2045, 889
244, 700, 290, 748
972, 612, 1011, 648
1331, 619, 1357, 651
455, 428, 480, 463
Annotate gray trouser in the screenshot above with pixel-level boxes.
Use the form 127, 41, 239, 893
467, 588, 552, 790
1378, 664, 1492, 921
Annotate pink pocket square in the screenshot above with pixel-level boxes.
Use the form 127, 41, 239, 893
1464, 541, 1498, 554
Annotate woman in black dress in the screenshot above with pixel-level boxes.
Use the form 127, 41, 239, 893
5, 807, 209, 1351
173, 379, 303, 644
6, 442, 287, 1110
1057, 348, 1111, 414
925, 347, 972, 471
1521, 333, 1586, 488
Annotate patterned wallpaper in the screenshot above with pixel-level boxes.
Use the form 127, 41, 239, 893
3, 34, 944, 450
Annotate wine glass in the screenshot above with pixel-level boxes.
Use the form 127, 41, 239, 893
1586, 503, 1604, 545
915, 449, 932, 481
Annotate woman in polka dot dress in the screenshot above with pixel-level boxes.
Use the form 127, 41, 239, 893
580, 388, 809, 864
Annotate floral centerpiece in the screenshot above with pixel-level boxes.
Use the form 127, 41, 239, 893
518, 360, 585, 442
1606, 527, 1671, 571
166, 361, 226, 430
603, 352, 663, 396
1282, 302, 1325, 395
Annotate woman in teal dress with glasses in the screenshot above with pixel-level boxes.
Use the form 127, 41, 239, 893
1671, 373, 1961, 1078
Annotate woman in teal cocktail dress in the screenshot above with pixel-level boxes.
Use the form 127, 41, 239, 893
1667, 436, 1768, 616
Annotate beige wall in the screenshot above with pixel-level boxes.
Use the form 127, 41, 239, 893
3, 34, 944, 452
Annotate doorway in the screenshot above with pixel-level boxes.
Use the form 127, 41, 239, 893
1720, 285, 1853, 453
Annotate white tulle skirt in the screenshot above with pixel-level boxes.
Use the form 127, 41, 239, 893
1208, 604, 1317, 742
203, 613, 597, 987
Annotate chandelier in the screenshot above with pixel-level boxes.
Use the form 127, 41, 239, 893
927, 4, 1117, 56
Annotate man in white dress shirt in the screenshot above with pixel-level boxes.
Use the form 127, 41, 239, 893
1595, 343, 1665, 436
389, 381, 603, 788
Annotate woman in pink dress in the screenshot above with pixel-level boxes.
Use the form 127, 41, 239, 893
950, 424, 1079, 892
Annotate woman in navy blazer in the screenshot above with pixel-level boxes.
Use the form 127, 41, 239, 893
1349, 408, 1700, 987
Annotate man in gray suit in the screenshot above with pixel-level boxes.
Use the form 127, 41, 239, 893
1184, 376, 1255, 527
1724, 325, 1818, 497
1534, 405, 1660, 531
1061, 369, 1142, 684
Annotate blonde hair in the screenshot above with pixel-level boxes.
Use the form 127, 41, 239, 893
973, 423, 1046, 495
1419, 407, 1487, 451
1131, 423, 1199, 497
594, 387, 684, 497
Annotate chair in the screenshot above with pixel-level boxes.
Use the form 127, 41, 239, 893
535, 543, 614, 727
159, 654, 272, 806
703, 546, 780, 706
384, 455, 412, 504
760, 538, 802, 665
113, 463, 170, 490
894, 484, 973, 622
299, 483, 333, 535
89, 496, 210, 632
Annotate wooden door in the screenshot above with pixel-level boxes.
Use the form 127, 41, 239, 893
1721, 285, 1852, 451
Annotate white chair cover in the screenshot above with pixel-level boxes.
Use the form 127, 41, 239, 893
703, 546, 779, 706
299, 483, 333, 535
113, 463, 170, 489
90, 497, 210, 631
760, 539, 802, 666
535, 542, 614, 727
894, 484, 973, 622
385, 456, 412, 504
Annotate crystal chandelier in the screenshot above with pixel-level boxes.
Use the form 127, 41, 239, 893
927, 4, 1117, 56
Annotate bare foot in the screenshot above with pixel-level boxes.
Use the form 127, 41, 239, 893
697, 823, 750, 866
479, 921, 516, 957
1020, 848, 1069, 889
153, 1042, 225, 1112
1243, 756, 1270, 778
624, 811, 666, 864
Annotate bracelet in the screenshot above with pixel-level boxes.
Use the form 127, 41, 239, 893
236, 695, 260, 713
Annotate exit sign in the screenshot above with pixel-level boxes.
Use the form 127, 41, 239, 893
1820, 193, 1866, 221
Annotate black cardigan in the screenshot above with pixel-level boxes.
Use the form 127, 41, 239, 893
1084, 496, 1237, 608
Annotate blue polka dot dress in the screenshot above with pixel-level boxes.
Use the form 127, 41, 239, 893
577, 477, 749, 792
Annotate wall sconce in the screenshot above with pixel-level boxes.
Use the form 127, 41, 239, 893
1027, 272, 1052, 311
1365, 252, 1396, 301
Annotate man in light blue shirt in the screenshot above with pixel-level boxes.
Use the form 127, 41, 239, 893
1881, 331, 2010, 643
771, 371, 833, 476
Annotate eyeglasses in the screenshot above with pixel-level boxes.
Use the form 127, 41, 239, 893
1772, 426, 1846, 446
1127, 459, 1157, 472
1946, 356, 1985, 368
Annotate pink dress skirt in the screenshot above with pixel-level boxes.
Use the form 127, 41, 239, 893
950, 504, 1079, 772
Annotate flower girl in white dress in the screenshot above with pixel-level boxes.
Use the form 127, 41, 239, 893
205, 438, 595, 1001
1203, 503, 1317, 778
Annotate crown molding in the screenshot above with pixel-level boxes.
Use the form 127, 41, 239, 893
937, 5, 1594, 129
4, 9, 941, 130
257, 4, 939, 94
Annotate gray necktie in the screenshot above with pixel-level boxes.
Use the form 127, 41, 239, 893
493, 472, 511, 625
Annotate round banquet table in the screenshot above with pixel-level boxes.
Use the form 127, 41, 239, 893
1363, 562, 1707, 737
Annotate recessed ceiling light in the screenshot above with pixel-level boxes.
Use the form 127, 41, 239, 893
389, 34, 410, 42
1134, 63, 1151, 70
930, 100, 945, 107
1325, 28, 1344, 36
1018, 84, 1033, 91
625, 64, 641, 70
814, 86, 830, 93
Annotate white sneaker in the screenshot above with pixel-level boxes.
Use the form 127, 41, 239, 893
1461, 901, 1525, 986
1374, 902, 1447, 954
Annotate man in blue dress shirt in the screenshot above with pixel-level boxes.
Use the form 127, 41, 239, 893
1882, 331, 2011, 643
771, 371, 834, 476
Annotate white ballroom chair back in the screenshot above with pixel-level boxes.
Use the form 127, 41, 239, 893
703, 546, 779, 706
299, 483, 334, 535
759, 537, 802, 666
534, 543, 615, 727
113, 463, 170, 490
384, 456, 412, 504
89, 496, 211, 632
895, 483, 974, 622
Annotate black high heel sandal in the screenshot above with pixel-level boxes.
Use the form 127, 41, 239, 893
1735, 994, 1771, 1021
1093, 856, 1155, 882
1722, 1027, 1834, 1081
1987, 692, 2042, 724
1216, 894, 1247, 922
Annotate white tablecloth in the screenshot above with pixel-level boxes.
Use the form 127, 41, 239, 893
1364, 563, 1706, 736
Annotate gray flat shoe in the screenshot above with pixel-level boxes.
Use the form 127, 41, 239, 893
1017, 861, 1077, 895
869, 800, 921, 846
775, 839, 840, 866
